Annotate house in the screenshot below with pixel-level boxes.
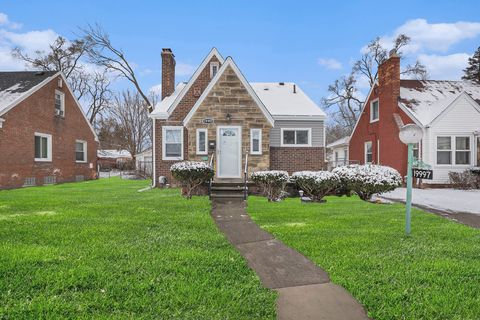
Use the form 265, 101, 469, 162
0, 71, 98, 189
97, 149, 132, 169
150, 48, 326, 186
135, 148, 153, 175
326, 136, 350, 169
349, 52, 480, 185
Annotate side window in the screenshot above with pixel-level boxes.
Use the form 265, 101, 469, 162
370, 99, 379, 122
55, 90, 65, 117
364, 141, 373, 164
196, 129, 208, 155
162, 126, 184, 160
75, 140, 87, 163
210, 62, 219, 78
281, 129, 311, 146
34, 132, 52, 162
250, 129, 262, 155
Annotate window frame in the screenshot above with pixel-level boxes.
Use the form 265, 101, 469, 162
196, 128, 208, 155
435, 135, 472, 166
162, 126, 184, 161
34, 132, 52, 162
280, 128, 312, 147
250, 128, 262, 155
455, 136, 471, 165
75, 140, 88, 163
370, 99, 379, 123
364, 141, 373, 164
210, 62, 220, 78
55, 90, 65, 117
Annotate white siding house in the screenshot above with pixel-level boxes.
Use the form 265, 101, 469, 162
326, 137, 350, 169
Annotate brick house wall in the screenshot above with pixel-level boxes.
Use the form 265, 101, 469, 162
349, 54, 414, 178
0, 75, 98, 189
270, 147, 325, 174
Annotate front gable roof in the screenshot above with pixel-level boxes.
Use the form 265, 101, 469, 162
183, 57, 275, 126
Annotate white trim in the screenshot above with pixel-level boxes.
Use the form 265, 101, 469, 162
55, 89, 65, 118
152, 119, 156, 186
0, 118, 4, 128
280, 128, 312, 147
196, 128, 208, 155
250, 128, 262, 155
75, 139, 88, 163
364, 141, 373, 164
370, 98, 379, 123
349, 82, 377, 141
377, 139, 380, 164
164, 48, 225, 117
397, 102, 424, 127
34, 132, 52, 162
162, 126, 184, 161
183, 57, 275, 127
216, 125, 242, 178
210, 61, 219, 78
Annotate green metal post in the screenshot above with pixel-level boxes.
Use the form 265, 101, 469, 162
405, 143, 414, 235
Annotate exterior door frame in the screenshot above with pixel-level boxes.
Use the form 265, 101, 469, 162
216, 125, 242, 178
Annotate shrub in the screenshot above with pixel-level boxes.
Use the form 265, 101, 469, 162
170, 161, 214, 199
449, 170, 477, 190
333, 164, 402, 201
291, 171, 340, 202
251, 170, 289, 202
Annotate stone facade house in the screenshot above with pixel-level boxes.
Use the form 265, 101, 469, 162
150, 48, 326, 186
0, 71, 98, 189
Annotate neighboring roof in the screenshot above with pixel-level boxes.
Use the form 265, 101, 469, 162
97, 149, 132, 159
136, 148, 152, 156
399, 80, 480, 125
183, 57, 275, 126
326, 136, 350, 148
0, 71, 57, 116
250, 82, 326, 120
150, 82, 186, 118
150, 47, 224, 119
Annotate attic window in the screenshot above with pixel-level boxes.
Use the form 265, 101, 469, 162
55, 90, 65, 117
210, 62, 219, 78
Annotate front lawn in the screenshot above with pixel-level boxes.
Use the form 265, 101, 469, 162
0, 178, 276, 319
248, 195, 480, 320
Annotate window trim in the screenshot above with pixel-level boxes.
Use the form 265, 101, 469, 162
364, 141, 373, 164
55, 90, 65, 117
250, 128, 262, 155
34, 132, 52, 162
210, 62, 220, 78
370, 99, 379, 123
162, 126, 184, 161
377, 139, 380, 164
280, 128, 312, 147
196, 128, 208, 155
435, 135, 472, 166
75, 140, 88, 163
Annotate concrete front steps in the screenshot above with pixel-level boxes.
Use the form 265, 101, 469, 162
210, 181, 252, 199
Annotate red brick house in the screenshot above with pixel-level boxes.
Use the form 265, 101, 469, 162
349, 52, 480, 185
150, 48, 326, 186
0, 71, 98, 189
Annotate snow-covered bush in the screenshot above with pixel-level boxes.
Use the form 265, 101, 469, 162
333, 164, 402, 201
170, 161, 214, 199
251, 170, 289, 202
291, 171, 340, 202
449, 170, 478, 190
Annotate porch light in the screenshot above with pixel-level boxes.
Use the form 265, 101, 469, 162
226, 113, 232, 121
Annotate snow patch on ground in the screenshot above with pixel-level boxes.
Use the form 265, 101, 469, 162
381, 188, 480, 215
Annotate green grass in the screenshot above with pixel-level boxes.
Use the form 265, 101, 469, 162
0, 178, 276, 319
248, 195, 480, 320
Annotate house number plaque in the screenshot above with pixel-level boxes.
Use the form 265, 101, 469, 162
202, 118, 214, 124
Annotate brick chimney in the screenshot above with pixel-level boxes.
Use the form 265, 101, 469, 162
378, 50, 400, 106
161, 48, 175, 100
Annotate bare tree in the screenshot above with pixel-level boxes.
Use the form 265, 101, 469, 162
108, 90, 152, 160
81, 24, 152, 112
85, 71, 112, 125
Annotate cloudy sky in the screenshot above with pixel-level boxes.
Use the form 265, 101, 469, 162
1, 0, 480, 105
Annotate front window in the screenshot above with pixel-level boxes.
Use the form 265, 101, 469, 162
413, 142, 420, 159
364, 141, 373, 164
34, 133, 52, 162
437, 136, 452, 164
75, 140, 87, 163
370, 100, 379, 122
55, 90, 65, 117
250, 129, 262, 155
455, 137, 470, 165
162, 126, 183, 160
281, 128, 311, 146
196, 129, 208, 155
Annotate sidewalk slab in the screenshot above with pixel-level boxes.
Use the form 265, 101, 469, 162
215, 220, 274, 245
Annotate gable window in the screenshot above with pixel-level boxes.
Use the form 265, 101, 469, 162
34, 132, 52, 162
281, 128, 311, 147
436, 136, 452, 164
55, 90, 65, 117
364, 141, 373, 164
370, 99, 379, 122
455, 137, 470, 165
250, 129, 262, 155
210, 62, 219, 78
162, 126, 183, 160
196, 128, 208, 155
75, 140, 87, 163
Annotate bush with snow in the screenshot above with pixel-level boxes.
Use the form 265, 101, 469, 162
170, 161, 214, 199
291, 171, 340, 202
251, 170, 289, 202
333, 164, 402, 201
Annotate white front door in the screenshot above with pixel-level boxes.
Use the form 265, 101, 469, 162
217, 126, 241, 178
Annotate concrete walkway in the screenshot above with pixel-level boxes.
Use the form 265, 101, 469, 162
211, 198, 369, 320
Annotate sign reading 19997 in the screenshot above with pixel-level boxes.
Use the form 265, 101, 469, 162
412, 168, 433, 180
